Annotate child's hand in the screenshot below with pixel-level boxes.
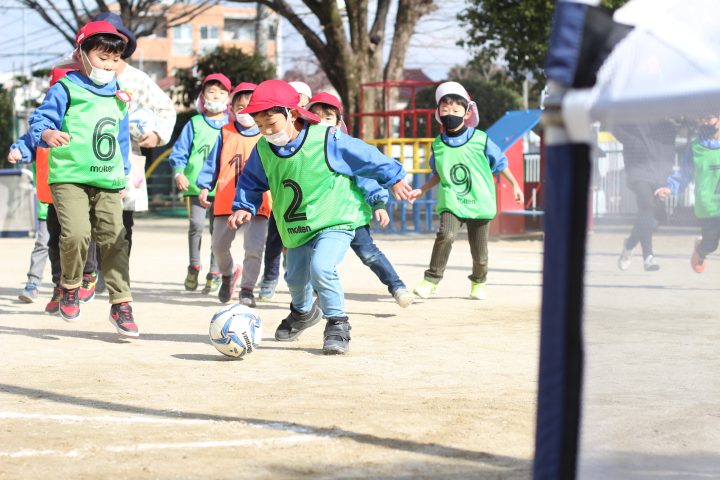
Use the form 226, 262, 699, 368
654, 187, 671, 199
374, 209, 390, 229
227, 210, 251, 230
7, 148, 22, 164
175, 173, 189, 191
513, 184, 525, 205
407, 189, 423, 202
390, 179, 413, 202
198, 189, 211, 208
41, 129, 70, 147
119, 189, 127, 199
138, 132, 161, 148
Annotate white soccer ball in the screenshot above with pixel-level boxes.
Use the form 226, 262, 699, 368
209, 304, 263, 358
128, 107, 157, 140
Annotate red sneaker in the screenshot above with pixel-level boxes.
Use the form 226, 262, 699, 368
691, 239, 706, 273
45, 287, 62, 314
109, 302, 139, 338
59, 287, 81, 322
79, 272, 97, 303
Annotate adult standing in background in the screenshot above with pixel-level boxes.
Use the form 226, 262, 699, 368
90, 12, 177, 293
614, 121, 677, 272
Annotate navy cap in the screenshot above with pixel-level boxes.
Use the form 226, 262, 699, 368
93, 12, 137, 59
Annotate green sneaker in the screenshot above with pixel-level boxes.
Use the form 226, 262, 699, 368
413, 279, 437, 299
201, 273, 221, 294
469, 281, 486, 300
184, 265, 201, 291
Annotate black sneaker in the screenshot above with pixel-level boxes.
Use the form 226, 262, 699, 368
275, 303, 322, 341
218, 265, 241, 303
109, 302, 139, 338
240, 289, 256, 308
323, 317, 351, 355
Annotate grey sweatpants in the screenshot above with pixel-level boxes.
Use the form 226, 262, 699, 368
26, 219, 49, 285
188, 196, 218, 273
211, 215, 268, 291
425, 211, 490, 284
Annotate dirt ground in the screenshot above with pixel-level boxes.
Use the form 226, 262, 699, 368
0, 217, 541, 479
1, 217, 717, 479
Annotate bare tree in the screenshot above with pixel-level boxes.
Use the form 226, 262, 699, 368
18, 0, 217, 46
229, 0, 436, 132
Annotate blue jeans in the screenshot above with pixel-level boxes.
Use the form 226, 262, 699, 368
350, 225, 405, 294
285, 229, 354, 318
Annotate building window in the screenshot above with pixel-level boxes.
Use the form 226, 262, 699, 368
172, 24, 192, 56
199, 25, 220, 54
224, 18, 254, 41
131, 60, 167, 82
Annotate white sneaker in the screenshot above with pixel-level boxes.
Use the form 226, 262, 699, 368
413, 280, 438, 299
618, 244, 633, 271
643, 254, 660, 272
392, 288, 414, 308
469, 282, 487, 300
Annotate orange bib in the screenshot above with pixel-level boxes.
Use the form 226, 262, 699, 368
214, 124, 271, 217
35, 147, 52, 204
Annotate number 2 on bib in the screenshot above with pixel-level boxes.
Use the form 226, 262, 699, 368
282, 179, 307, 223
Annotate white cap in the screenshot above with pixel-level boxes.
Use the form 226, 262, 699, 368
289, 81, 312, 99
435, 81, 479, 128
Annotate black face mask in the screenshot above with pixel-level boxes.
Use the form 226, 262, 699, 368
440, 114, 464, 132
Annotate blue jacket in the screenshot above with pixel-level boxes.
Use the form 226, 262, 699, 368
196, 121, 259, 190
27, 71, 130, 174
233, 123, 405, 214
668, 138, 720, 194
9, 132, 34, 163
429, 128, 508, 175
168, 113, 228, 173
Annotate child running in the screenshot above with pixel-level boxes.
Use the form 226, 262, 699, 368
307, 92, 414, 307
656, 113, 720, 273
197, 82, 271, 307
228, 80, 413, 354
409, 82, 524, 300
25, 21, 137, 336
169, 73, 230, 294
256, 84, 312, 300
8, 135, 50, 303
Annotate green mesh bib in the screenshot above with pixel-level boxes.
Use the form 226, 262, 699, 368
256, 124, 371, 248
433, 130, 497, 219
691, 140, 720, 218
48, 77, 128, 190
30, 162, 48, 220
183, 115, 222, 197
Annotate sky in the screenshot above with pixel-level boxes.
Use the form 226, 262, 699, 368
0, 0, 472, 81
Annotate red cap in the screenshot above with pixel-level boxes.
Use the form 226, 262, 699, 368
202, 73, 232, 92
240, 80, 320, 123
49, 67, 74, 87
75, 21, 128, 47
306, 92, 343, 115
231, 82, 257, 97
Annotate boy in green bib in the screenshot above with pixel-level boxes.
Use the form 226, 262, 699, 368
168, 73, 230, 294
228, 80, 413, 354
657, 113, 720, 273
409, 82, 524, 300
26, 21, 137, 336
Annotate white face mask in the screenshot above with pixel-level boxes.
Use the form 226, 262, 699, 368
319, 120, 335, 127
264, 109, 293, 147
236, 113, 255, 128
80, 49, 115, 85
204, 99, 227, 114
